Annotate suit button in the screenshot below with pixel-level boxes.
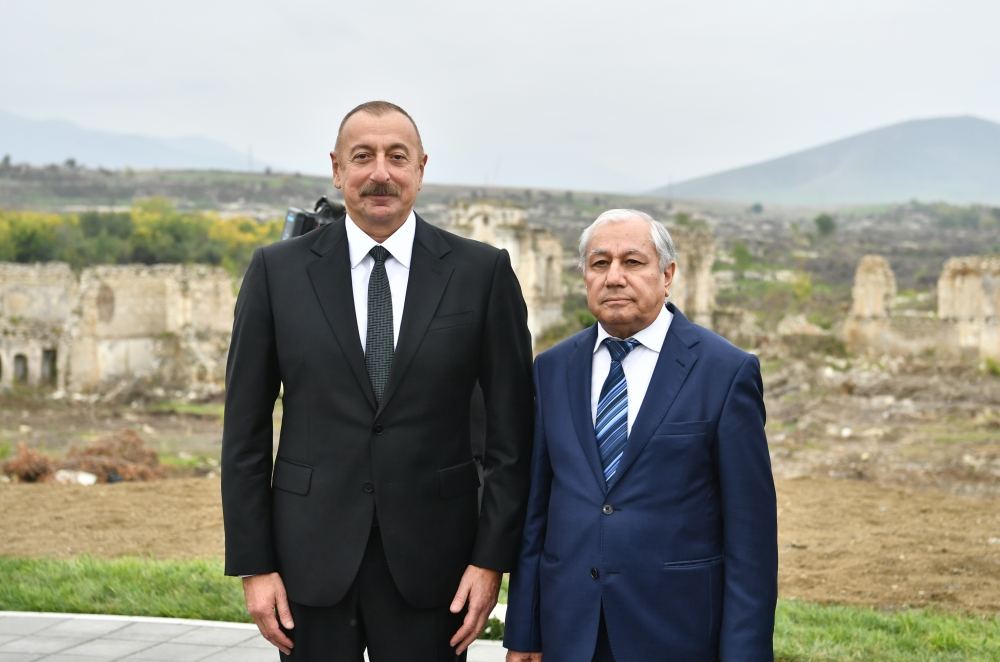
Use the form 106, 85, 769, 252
373, 424, 384, 435
362, 482, 375, 494
602, 504, 614, 515
590, 567, 600, 580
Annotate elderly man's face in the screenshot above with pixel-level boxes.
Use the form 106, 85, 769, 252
583, 217, 675, 339
331, 110, 427, 239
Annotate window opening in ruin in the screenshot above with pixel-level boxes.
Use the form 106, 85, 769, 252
14, 354, 28, 384
42, 349, 58, 386
97, 283, 115, 322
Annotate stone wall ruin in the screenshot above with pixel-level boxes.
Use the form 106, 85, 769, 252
843, 254, 1000, 361
0, 263, 234, 393
446, 203, 566, 343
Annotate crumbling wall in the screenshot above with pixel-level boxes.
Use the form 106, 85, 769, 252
850, 255, 897, 318
0, 263, 75, 389
447, 204, 566, 344
669, 227, 716, 328
0, 262, 234, 394
65, 265, 234, 392
843, 255, 898, 354
938, 257, 1000, 360
844, 254, 1000, 362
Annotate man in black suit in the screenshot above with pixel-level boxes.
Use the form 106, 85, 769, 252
221, 100, 534, 661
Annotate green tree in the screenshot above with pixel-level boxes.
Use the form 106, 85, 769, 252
814, 213, 836, 236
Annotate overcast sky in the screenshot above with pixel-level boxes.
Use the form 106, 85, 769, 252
3, 0, 998, 193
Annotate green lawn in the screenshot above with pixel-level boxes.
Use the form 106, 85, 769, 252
0, 557, 247, 622
1, 557, 997, 659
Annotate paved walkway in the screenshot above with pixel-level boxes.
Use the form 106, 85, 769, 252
0, 612, 506, 661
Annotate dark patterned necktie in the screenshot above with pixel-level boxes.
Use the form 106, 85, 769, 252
595, 337, 640, 483
365, 245, 393, 404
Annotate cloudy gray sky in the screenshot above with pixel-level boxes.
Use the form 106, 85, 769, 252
3, 0, 998, 192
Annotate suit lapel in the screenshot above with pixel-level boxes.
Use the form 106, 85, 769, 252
305, 220, 376, 411
608, 304, 699, 491
566, 325, 608, 495
377, 216, 454, 414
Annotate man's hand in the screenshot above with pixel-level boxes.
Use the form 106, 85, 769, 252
449, 564, 501, 654
506, 651, 542, 661
243, 572, 294, 655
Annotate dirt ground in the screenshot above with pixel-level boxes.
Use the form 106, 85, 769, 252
1, 354, 998, 616
1, 475, 998, 615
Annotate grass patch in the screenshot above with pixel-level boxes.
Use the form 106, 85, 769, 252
158, 451, 219, 474
2, 559, 998, 656
775, 599, 1000, 661
0, 557, 248, 622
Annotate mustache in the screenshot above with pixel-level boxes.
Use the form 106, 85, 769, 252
361, 182, 400, 197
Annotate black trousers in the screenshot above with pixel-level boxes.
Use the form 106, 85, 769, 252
280, 527, 466, 662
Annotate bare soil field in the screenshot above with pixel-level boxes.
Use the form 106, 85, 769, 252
1, 475, 998, 615
1, 354, 998, 616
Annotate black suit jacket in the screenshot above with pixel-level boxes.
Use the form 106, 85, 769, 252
221, 214, 534, 608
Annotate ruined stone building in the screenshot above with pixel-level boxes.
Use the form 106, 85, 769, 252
665, 226, 716, 328
446, 203, 566, 343
1, 208, 719, 394
0, 263, 233, 393
843, 255, 1000, 361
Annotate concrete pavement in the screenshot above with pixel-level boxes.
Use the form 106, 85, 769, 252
0, 612, 506, 661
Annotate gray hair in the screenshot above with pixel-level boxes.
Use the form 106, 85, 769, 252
578, 209, 677, 271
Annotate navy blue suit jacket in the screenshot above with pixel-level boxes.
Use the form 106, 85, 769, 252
504, 304, 777, 661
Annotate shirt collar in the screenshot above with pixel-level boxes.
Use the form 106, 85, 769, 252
345, 210, 416, 269
594, 303, 674, 355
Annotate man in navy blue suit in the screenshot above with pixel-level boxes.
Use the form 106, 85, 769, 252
504, 210, 777, 661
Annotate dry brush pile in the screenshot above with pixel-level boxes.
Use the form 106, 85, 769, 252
2, 430, 166, 483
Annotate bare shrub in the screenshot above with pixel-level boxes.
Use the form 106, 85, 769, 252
64, 430, 165, 482
1, 442, 55, 482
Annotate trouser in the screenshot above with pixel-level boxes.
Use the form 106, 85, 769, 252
280, 527, 466, 662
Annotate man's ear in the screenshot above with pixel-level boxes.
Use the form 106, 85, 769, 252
330, 151, 342, 189
663, 262, 677, 297
416, 152, 428, 191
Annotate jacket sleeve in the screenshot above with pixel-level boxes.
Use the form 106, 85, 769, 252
469, 248, 535, 571
502, 358, 550, 653
221, 247, 282, 576
717, 354, 778, 661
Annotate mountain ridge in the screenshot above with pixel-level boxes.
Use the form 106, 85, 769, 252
0, 109, 258, 172
652, 116, 1000, 205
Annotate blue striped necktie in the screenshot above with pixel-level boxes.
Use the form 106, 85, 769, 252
595, 337, 640, 483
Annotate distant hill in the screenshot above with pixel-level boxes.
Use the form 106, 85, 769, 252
653, 116, 1000, 205
0, 109, 255, 171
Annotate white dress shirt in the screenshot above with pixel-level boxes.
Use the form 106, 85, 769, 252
591, 303, 674, 434
344, 211, 416, 350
